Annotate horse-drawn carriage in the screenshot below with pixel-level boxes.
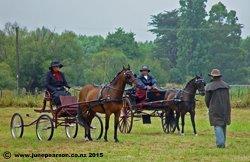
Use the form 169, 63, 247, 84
10, 65, 205, 141
10, 90, 103, 141
119, 75, 206, 135
119, 88, 176, 134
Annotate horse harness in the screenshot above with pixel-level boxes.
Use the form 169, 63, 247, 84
90, 84, 124, 113
173, 89, 196, 111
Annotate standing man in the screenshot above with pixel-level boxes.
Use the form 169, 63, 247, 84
205, 69, 231, 148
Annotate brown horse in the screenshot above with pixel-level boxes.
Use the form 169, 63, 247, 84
78, 66, 136, 142
164, 75, 206, 135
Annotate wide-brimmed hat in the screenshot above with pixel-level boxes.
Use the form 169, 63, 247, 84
208, 69, 222, 77
140, 65, 150, 72
49, 60, 63, 70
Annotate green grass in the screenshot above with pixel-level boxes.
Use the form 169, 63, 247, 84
0, 107, 250, 162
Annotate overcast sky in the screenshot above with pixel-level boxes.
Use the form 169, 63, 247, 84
0, 0, 249, 41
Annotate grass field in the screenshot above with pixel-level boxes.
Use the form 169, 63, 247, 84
0, 106, 250, 162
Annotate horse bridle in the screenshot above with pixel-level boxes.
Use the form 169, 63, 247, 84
99, 70, 136, 100
124, 70, 136, 85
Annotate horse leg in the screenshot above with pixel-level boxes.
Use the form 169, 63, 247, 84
173, 111, 180, 133
104, 113, 110, 142
114, 111, 121, 142
190, 110, 197, 135
87, 112, 95, 141
181, 112, 186, 135
84, 125, 88, 139
77, 106, 90, 140
166, 109, 170, 133
84, 118, 91, 141
169, 109, 176, 133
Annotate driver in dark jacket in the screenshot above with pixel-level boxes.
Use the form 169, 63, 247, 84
137, 65, 157, 90
45, 60, 71, 106
136, 65, 157, 102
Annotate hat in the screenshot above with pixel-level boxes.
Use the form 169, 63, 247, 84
140, 65, 150, 72
49, 60, 63, 70
208, 69, 222, 77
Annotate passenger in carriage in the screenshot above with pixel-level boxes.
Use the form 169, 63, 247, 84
135, 65, 157, 102
45, 60, 71, 106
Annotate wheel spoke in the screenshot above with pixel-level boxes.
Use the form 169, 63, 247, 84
36, 115, 53, 141
10, 113, 24, 138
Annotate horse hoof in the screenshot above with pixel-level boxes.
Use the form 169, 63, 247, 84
181, 133, 185, 136
195, 134, 198, 136
115, 139, 119, 143
85, 137, 90, 141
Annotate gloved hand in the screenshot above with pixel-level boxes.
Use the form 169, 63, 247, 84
146, 85, 152, 90
56, 87, 63, 91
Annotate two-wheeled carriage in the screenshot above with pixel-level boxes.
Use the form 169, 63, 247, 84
10, 91, 103, 141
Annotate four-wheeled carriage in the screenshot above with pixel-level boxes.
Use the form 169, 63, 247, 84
10, 90, 103, 141
119, 88, 176, 134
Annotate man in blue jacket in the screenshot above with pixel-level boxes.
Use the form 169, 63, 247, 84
136, 65, 157, 102
137, 65, 157, 90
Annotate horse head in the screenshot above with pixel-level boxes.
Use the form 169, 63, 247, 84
122, 65, 137, 86
194, 74, 206, 96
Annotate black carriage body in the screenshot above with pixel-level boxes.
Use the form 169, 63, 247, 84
146, 90, 166, 102
119, 88, 176, 134
125, 88, 169, 109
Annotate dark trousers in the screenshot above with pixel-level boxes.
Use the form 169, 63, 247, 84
52, 90, 71, 106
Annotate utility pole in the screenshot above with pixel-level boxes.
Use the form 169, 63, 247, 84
15, 26, 19, 95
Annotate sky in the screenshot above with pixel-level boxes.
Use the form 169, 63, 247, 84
0, 0, 249, 42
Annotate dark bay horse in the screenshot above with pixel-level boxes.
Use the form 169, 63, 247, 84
165, 75, 206, 135
78, 66, 136, 142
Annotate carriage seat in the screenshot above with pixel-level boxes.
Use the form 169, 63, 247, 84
59, 96, 78, 108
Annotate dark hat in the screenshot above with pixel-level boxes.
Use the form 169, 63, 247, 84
208, 69, 222, 77
49, 60, 63, 70
140, 65, 150, 72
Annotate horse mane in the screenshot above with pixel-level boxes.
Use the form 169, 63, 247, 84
109, 69, 126, 84
184, 77, 196, 89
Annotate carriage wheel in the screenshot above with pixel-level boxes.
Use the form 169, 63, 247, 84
10, 113, 24, 138
119, 98, 133, 134
161, 109, 176, 134
65, 121, 78, 139
36, 114, 54, 141
89, 114, 103, 140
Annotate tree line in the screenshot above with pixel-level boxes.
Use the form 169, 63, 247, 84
0, 0, 250, 92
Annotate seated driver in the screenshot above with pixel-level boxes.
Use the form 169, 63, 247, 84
45, 60, 71, 106
136, 65, 157, 102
